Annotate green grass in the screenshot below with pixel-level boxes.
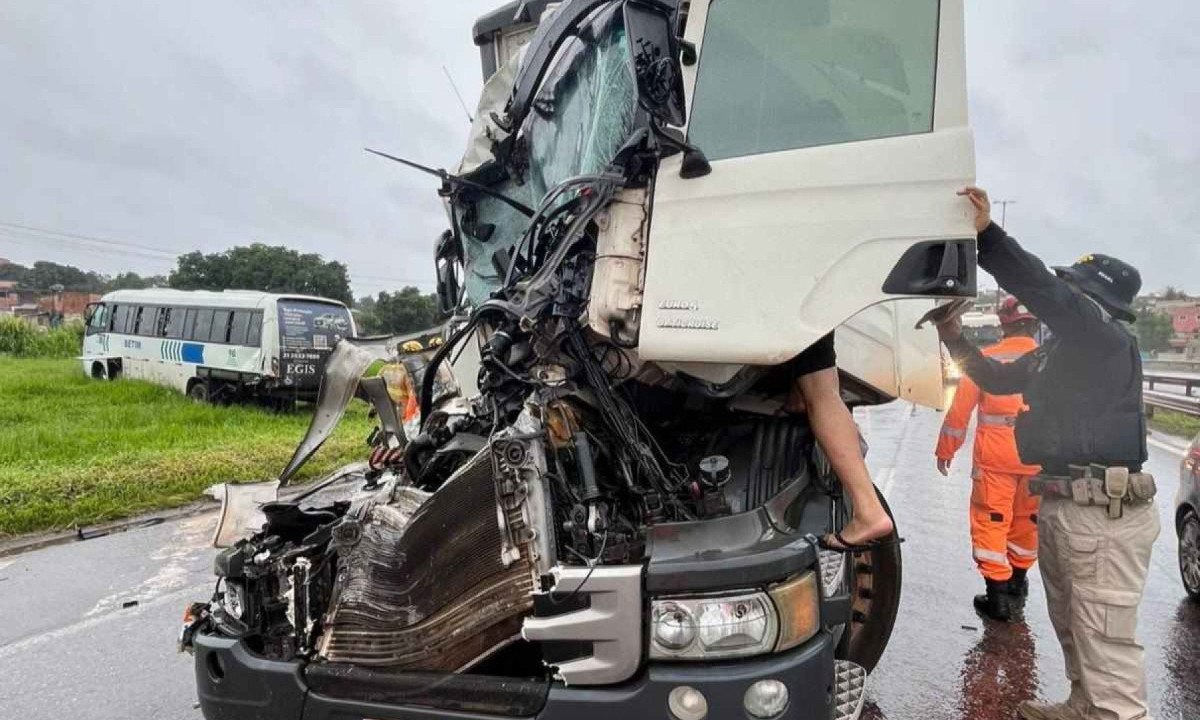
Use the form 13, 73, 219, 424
0, 357, 372, 536
1149, 408, 1200, 442
0, 317, 84, 358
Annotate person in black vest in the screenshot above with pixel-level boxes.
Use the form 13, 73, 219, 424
936, 187, 1158, 720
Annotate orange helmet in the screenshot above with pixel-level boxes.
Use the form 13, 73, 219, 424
997, 296, 1035, 325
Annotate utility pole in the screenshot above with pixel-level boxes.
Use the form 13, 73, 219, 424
994, 199, 1016, 229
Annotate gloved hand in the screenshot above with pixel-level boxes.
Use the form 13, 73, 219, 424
936, 314, 963, 345
936, 458, 952, 476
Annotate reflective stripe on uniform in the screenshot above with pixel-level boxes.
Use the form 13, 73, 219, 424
940, 426, 967, 439
973, 547, 1011, 566
988, 351, 1024, 362
1007, 541, 1038, 559
978, 412, 1017, 427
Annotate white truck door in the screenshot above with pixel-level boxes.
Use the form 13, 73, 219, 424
640, 0, 974, 407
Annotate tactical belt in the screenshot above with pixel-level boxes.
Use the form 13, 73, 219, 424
1029, 464, 1157, 519
977, 412, 1017, 427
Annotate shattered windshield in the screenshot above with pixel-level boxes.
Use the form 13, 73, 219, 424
461, 7, 639, 304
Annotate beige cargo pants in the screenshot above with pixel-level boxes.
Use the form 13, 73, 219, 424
1038, 494, 1160, 720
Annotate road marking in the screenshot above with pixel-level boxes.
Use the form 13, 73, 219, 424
86, 514, 213, 618
0, 581, 209, 659
1148, 436, 1187, 458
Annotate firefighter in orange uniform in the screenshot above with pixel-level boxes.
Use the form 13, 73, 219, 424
936, 297, 1041, 622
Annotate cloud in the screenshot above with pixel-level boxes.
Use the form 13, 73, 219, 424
966, 0, 1200, 292
1, 1, 1196, 297
0, 0, 500, 295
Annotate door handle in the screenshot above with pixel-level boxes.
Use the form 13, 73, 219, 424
882, 239, 976, 296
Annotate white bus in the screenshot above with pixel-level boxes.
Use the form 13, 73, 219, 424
81, 289, 355, 404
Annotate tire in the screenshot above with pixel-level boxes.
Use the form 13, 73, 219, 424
835, 487, 902, 673
188, 381, 210, 403
91, 361, 107, 381
1179, 511, 1200, 601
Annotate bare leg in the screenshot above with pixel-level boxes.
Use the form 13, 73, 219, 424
796, 368, 894, 547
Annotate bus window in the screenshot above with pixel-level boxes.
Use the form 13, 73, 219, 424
86, 304, 109, 334
154, 307, 170, 337
210, 310, 232, 343
229, 311, 252, 346
111, 304, 130, 333
247, 312, 263, 346
132, 306, 156, 336
164, 307, 187, 339
192, 309, 214, 342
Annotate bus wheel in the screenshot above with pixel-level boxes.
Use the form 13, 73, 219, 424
107, 360, 121, 380
188, 381, 210, 403
91, 362, 107, 380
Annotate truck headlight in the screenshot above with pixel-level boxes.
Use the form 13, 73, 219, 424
649, 572, 820, 660
651, 592, 778, 659
223, 581, 245, 620
768, 572, 820, 651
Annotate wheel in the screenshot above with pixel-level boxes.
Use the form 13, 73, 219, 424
91, 361, 107, 380
835, 487, 902, 673
188, 381, 210, 403
1179, 511, 1200, 600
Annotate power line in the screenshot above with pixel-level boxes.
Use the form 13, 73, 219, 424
0, 220, 180, 257
0, 231, 176, 268
352, 272, 435, 285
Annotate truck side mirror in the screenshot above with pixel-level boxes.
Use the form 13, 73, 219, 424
434, 230, 464, 315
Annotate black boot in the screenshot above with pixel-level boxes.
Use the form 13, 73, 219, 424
1008, 568, 1030, 605
973, 579, 1014, 622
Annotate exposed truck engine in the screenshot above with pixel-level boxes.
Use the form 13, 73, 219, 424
184, 1, 977, 719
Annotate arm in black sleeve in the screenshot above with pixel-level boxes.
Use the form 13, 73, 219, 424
975, 223, 1123, 348
943, 334, 1037, 395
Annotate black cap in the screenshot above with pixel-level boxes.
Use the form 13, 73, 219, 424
1052, 253, 1141, 322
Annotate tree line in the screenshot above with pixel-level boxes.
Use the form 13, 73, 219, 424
1, 244, 444, 336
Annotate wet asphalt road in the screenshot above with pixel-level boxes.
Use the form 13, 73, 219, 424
858, 402, 1199, 720
0, 402, 1195, 719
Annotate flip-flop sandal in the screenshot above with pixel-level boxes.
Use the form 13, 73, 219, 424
819, 530, 905, 554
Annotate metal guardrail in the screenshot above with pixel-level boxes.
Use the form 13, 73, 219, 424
1143, 371, 1200, 417
1145, 371, 1199, 397
1144, 389, 1200, 418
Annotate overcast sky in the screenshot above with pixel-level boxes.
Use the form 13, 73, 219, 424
0, 1, 1196, 297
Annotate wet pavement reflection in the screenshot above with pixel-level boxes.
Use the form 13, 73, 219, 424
856, 403, 1199, 720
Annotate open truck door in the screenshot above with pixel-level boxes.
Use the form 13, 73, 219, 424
641, 0, 975, 408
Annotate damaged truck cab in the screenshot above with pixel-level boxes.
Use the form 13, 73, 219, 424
185, 2, 975, 719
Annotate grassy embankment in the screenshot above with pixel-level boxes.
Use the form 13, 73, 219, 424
1149, 409, 1200, 442
0, 354, 370, 537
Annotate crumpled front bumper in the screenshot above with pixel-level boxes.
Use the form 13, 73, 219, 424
194, 629, 844, 720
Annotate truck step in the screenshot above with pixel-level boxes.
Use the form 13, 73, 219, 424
818, 549, 847, 597
833, 660, 868, 720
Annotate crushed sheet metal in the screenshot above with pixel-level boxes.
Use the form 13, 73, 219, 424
278, 335, 403, 484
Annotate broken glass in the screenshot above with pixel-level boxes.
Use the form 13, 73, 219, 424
460, 6, 639, 305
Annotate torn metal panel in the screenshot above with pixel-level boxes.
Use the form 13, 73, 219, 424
278, 337, 398, 484
318, 449, 536, 669
211, 480, 280, 549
